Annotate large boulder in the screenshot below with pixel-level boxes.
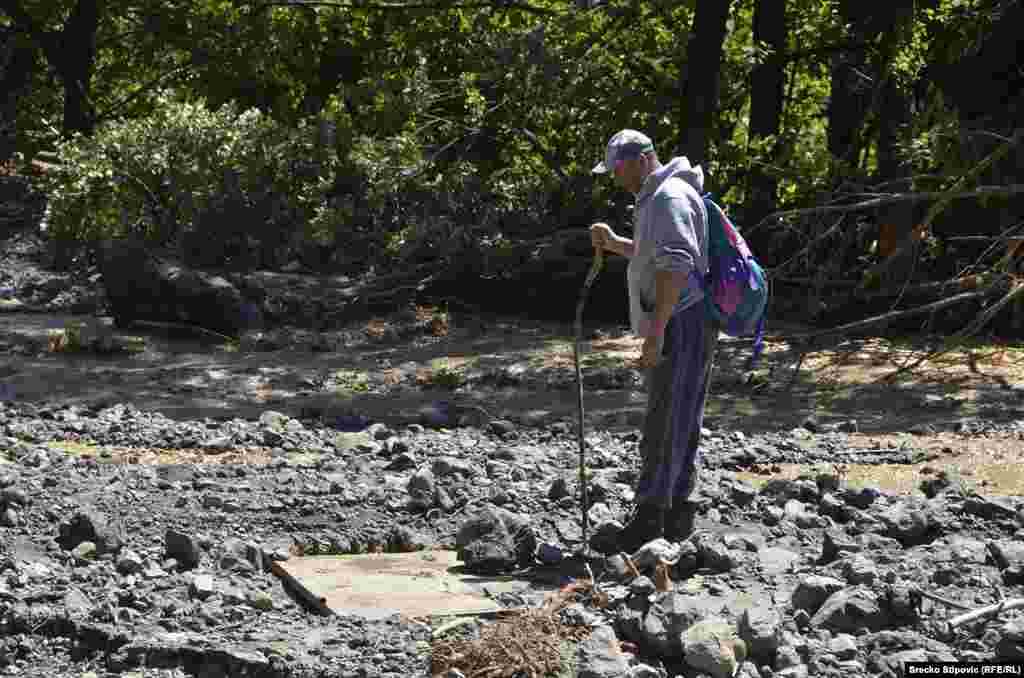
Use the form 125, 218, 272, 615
97, 237, 262, 337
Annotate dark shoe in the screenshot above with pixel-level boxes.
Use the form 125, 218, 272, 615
665, 501, 698, 542
617, 502, 665, 554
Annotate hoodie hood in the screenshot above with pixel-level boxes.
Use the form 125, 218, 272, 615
637, 156, 704, 201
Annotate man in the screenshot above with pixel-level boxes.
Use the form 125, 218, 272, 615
590, 129, 718, 552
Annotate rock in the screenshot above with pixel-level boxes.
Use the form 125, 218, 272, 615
996, 620, 1024, 659
810, 586, 886, 633
248, 590, 274, 611
71, 541, 98, 563
739, 606, 783, 658
631, 538, 682, 571
963, 495, 1019, 521
841, 485, 881, 510
116, 551, 144, 576
989, 540, 1024, 570
840, 555, 877, 585
0, 507, 17, 527
455, 509, 517, 574
791, 576, 845, 614
820, 530, 862, 563
488, 420, 517, 436
682, 618, 746, 678
630, 576, 656, 597
57, 510, 123, 555
590, 521, 624, 556
97, 237, 262, 336
628, 665, 660, 678
694, 535, 738, 573
588, 502, 615, 526
165, 529, 202, 570
879, 504, 930, 545
828, 633, 858, 660
548, 477, 571, 500
758, 547, 800, 577
190, 574, 216, 601
576, 625, 631, 678
407, 466, 436, 511
731, 481, 758, 507
637, 592, 715, 657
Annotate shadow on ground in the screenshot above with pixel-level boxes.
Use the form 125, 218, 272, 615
1, 310, 1022, 436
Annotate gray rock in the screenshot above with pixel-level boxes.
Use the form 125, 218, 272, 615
962, 495, 1018, 521
455, 509, 517, 574
731, 481, 758, 507
820, 530, 862, 563
165, 529, 202, 570
694, 535, 738, 573
828, 633, 858, 660
791, 576, 845, 614
431, 456, 480, 479
758, 547, 800, 577
739, 605, 783, 658
996, 620, 1024, 659
879, 504, 929, 545
407, 466, 436, 510
0, 507, 17, 527
841, 485, 881, 509
628, 665, 661, 678
548, 477, 571, 500
775, 645, 803, 670
57, 509, 123, 555
190, 574, 216, 601
638, 592, 715, 657
590, 521, 624, 556
989, 540, 1024, 570
116, 550, 144, 575
577, 625, 630, 678
630, 576, 656, 597
631, 538, 682, 571
840, 555, 877, 585
682, 618, 746, 678
810, 586, 886, 632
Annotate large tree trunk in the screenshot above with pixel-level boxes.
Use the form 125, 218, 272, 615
55, 0, 101, 136
746, 0, 787, 227
826, 1, 873, 174
678, 0, 734, 165
0, 28, 37, 164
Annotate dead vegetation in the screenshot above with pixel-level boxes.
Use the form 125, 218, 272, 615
430, 579, 603, 678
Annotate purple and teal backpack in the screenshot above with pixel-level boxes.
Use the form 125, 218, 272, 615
701, 194, 769, 369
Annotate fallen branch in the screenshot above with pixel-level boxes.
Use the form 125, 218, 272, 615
751, 184, 1024, 233
947, 597, 1024, 629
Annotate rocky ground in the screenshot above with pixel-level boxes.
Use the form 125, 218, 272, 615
3, 226, 1024, 678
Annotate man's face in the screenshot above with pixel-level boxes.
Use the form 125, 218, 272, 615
613, 155, 646, 194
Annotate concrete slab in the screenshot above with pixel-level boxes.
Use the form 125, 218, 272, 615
273, 550, 535, 621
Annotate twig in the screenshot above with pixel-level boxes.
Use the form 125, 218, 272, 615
910, 585, 972, 612
947, 598, 1024, 629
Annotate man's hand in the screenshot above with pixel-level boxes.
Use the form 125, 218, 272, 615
590, 222, 616, 251
637, 334, 660, 369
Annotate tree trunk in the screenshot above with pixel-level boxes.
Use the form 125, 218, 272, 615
0, 29, 37, 163
678, 0, 734, 165
826, 11, 870, 173
56, 0, 101, 136
746, 0, 787, 226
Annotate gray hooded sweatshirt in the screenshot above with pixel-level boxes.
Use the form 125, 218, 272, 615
627, 156, 709, 340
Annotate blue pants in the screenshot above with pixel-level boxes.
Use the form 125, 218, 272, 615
634, 302, 718, 509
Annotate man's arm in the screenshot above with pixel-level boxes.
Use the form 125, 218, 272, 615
651, 270, 688, 337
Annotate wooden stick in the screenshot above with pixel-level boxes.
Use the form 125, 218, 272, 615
947, 598, 1024, 629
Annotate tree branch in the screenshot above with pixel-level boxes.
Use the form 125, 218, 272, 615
244, 0, 561, 15
752, 184, 1024, 232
